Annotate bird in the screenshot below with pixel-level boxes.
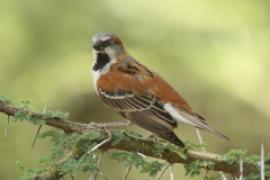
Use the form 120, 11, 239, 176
91, 32, 229, 147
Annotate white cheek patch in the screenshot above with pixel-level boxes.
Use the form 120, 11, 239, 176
164, 103, 194, 126
104, 47, 118, 59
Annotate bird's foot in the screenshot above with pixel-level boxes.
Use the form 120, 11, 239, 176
147, 134, 159, 143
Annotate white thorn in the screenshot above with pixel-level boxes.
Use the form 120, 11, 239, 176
91, 153, 104, 180
239, 158, 243, 180
261, 143, 265, 180
89, 137, 110, 153
195, 128, 228, 180
220, 173, 227, 180
4, 116, 10, 141
136, 152, 146, 158
124, 165, 132, 180
89, 129, 111, 153
169, 164, 174, 180
43, 106, 47, 114
156, 164, 170, 180
195, 128, 206, 152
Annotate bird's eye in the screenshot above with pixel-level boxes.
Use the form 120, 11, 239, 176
102, 40, 111, 47
92, 39, 112, 50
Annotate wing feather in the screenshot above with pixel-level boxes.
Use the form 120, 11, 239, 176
98, 89, 177, 128
99, 89, 153, 111
126, 111, 184, 147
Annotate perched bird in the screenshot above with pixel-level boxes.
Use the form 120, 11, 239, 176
91, 32, 229, 147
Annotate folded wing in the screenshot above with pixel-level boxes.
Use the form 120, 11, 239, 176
98, 88, 184, 146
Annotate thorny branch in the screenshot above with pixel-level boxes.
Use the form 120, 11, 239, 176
0, 100, 266, 179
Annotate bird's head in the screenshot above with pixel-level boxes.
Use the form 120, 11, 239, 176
92, 32, 125, 59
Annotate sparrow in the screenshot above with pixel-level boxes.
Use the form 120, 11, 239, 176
91, 32, 229, 147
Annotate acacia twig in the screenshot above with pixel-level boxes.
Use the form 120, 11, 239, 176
0, 100, 266, 179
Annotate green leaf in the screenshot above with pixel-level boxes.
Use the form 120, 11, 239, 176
43, 110, 69, 120
111, 130, 125, 146
184, 160, 202, 177
185, 140, 207, 150
0, 96, 11, 104
77, 153, 99, 173
16, 161, 24, 171
223, 149, 246, 164
110, 152, 164, 177
61, 159, 78, 173
153, 143, 166, 158
141, 161, 164, 177
20, 168, 44, 180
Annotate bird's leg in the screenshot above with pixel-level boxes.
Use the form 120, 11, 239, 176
125, 120, 133, 126
147, 134, 159, 143
86, 120, 132, 152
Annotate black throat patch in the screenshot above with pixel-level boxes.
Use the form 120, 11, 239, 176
92, 53, 110, 71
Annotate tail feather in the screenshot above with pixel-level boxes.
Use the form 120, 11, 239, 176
194, 120, 230, 141
179, 112, 230, 140
164, 104, 230, 141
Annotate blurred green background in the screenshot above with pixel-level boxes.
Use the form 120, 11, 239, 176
0, 0, 269, 179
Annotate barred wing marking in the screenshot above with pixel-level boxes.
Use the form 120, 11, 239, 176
99, 89, 154, 111
98, 89, 177, 127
